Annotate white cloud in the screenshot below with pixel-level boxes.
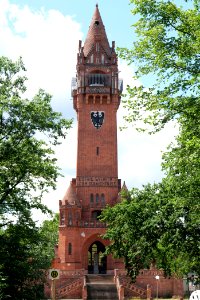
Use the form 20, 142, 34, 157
0, 0, 83, 100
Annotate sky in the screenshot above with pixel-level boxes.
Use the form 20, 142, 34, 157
0, 0, 178, 222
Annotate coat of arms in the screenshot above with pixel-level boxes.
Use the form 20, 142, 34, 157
91, 111, 105, 129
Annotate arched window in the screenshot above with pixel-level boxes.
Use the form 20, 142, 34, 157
68, 243, 72, 255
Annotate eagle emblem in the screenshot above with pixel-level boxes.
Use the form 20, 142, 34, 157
91, 111, 105, 129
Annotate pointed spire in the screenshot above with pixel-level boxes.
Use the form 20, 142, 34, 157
83, 5, 111, 57
121, 181, 128, 192
62, 181, 79, 206
117, 181, 129, 202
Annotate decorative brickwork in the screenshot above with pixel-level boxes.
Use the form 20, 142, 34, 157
50, 7, 124, 294
47, 4, 184, 299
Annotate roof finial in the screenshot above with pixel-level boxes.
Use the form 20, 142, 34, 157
96, 3, 98, 7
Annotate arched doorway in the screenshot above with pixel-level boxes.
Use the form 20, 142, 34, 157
88, 241, 107, 274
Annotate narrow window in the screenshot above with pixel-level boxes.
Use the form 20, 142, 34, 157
102, 54, 105, 64
90, 193, 94, 203
96, 42, 99, 52
91, 54, 94, 63
96, 193, 99, 203
101, 193, 105, 204
60, 211, 65, 225
68, 243, 72, 255
76, 212, 80, 221
68, 211, 72, 226
96, 147, 99, 155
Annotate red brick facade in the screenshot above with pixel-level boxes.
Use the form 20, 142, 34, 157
52, 4, 123, 275
49, 5, 184, 299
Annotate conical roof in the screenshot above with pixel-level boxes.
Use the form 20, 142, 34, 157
83, 4, 111, 56
117, 181, 128, 202
121, 181, 128, 192
62, 181, 79, 205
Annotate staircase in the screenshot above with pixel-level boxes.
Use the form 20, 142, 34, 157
86, 275, 118, 300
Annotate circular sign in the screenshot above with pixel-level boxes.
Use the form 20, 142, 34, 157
49, 269, 60, 280
51, 270, 58, 278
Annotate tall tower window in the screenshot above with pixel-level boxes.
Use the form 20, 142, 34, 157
101, 193, 105, 204
91, 54, 94, 63
68, 211, 72, 226
96, 193, 99, 203
68, 243, 72, 255
90, 193, 94, 203
76, 212, 80, 221
101, 54, 105, 64
96, 42, 100, 52
96, 147, 99, 155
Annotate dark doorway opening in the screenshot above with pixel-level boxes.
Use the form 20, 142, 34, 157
88, 241, 107, 274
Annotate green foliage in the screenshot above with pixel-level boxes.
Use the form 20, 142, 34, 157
101, 182, 200, 281
102, 0, 200, 281
0, 214, 59, 299
0, 56, 72, 224
118, 0, 200, 132
0, 56, 70, 298
0, 217, 46, 299
39, 213, 59, 261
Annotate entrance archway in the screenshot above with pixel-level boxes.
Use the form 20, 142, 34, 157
88, 241, 107, 274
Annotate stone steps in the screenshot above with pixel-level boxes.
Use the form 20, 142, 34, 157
86, 275, 118, 300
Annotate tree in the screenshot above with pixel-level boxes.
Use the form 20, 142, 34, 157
0, 56, 71, 297
101, 0, 200, 281
39, 213, 59, 262
0, 56, 72, 225
101, 182, 200, 281
0, 213, 59, 299
119, 0, 200, 133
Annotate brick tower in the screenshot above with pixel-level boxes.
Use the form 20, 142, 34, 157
53, 4, 123, 276
48, 5, 184, 299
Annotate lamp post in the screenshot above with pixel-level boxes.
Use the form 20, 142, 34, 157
155, 275, 160, 300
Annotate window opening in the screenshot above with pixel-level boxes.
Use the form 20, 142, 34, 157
68, 243, 72, 255
68, 211, 72, 225
96, 194, 99, 203
60, 211, 65, 225
90, 193, 94, 203
91, 54, 94, 63
101, 193, 105, 204
96, 42, 100, 52
96, 147, 99, 156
